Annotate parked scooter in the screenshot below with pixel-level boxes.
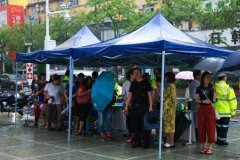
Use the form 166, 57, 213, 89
21, 94, 36, 127
0, 88, 32, 115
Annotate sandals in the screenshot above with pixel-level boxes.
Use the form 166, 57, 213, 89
200, 147, 213, 155
206, 148, 213, 155
106, 135, 113, 141
200, 147, 208, 154
100, 135, 107, 141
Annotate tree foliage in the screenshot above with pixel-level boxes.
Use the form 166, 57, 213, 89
85, 0, 139, 37
160, 0, 203, 27
198, 0, 240, 30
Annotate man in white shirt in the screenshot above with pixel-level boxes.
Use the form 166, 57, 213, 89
44, 75, 63, 130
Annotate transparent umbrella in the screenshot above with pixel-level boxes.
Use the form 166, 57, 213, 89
194, 57, 225, 74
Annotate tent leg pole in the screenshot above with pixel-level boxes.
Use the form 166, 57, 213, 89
158, 51, 165, 160
68, 57, 74, 143
15, 62, 18, 128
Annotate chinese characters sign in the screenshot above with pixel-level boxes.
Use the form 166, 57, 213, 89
231, 29, 240, 45
0, 5, 24, 27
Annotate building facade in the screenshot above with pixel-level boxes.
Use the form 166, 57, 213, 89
0, 5, 25, 27
0, 0, 28, 7
23, 0, 240, 48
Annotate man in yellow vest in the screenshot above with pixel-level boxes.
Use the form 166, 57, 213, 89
151, 69, 161, 89
214, 73, 237, 145
61, 70, 69, 89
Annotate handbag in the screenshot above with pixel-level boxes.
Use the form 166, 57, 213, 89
144, 111, 160, 130
201, 90, 220, 120
147, 111, 160, 124
77, 92, 91, 104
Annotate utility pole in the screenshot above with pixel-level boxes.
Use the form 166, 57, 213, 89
0, 51, 3, 74
0, 40, 3, 74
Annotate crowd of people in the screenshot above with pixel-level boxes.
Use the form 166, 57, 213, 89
32, 67, 237, 153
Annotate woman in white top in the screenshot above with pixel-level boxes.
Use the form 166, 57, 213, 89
122, 69, 134, 143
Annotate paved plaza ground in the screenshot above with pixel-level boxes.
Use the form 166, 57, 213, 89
0, 113, 239, 160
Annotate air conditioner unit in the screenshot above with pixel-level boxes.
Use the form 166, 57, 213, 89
40, 6, 44, 12
104, 17, 112, 23
190, 27, 200, 31
59, 3, 67, 9
138, 5, 143, 10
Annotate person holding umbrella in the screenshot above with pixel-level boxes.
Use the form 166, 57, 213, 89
91, 72, 116, 141
125, 67, 153, 149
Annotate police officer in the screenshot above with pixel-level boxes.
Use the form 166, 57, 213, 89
214, 73, 237, 145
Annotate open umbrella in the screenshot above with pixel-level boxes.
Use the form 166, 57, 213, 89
91, 71, 116, 111
194, 57, 225, 74
220, 50, 240, 72
175, 71, 193, 80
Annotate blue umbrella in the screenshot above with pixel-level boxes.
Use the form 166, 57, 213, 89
91, 71, 116, 111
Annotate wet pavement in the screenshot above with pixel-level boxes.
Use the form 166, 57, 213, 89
0, 113, 239, 160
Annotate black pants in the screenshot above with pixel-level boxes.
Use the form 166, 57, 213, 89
216, 117, 230, 143
79, 104, 91, 122
126, 108, 133, 135
131, 104, 151, 147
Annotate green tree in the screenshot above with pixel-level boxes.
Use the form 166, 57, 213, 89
50, 14, 90, 45
199, 0, 240, 30
85, 0, 138, 37
160, 0, 203, 27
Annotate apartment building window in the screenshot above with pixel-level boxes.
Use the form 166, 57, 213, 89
70, 0, 78, 6
101, 29, 115, 41
57, 0, 63, 6
32, 6, 37, 13
139, 4, 154, 13
0, 0, 8, 6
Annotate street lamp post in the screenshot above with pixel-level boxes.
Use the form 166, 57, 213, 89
44, 0, 71, 81
0, 40, 4, 74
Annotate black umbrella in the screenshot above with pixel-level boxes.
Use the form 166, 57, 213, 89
174, 112, 192, 142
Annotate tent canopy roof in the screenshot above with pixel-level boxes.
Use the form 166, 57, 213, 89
72, 13, 233, 61
55, 26, 100, 50
16, 26, 100, 63
17, 13, 233, 66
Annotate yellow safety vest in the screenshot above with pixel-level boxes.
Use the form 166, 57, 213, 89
61, 75, 69, 89
114, 83, 120, 97
151, 78, 157, 90
228, 87, 237, 116
214, 81, 237, 117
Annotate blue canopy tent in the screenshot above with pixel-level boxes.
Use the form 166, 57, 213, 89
70, 13, 233, 160
55, 26, 101, 50
17, 26, 101, 63
16, 13, 233, 160
72, 14, 232, 60
16, 26, 100, 142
